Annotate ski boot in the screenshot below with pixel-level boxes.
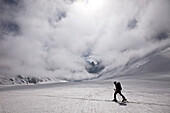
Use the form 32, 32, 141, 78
112, 99, 118, 102
122, 99, 127, 102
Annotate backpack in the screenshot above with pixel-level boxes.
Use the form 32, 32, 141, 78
116, 82, 122, 90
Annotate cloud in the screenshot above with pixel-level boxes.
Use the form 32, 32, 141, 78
0, 0, 170, 80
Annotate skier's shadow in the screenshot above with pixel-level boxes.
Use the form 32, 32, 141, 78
105, 100, 127, 106
118, 102, 127, 106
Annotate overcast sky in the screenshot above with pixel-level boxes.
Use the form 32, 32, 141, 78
0, 0, 170, 80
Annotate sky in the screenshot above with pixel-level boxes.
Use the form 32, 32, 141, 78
0, 0, 170, 80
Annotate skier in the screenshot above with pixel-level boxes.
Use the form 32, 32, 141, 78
112, 81, 127, 102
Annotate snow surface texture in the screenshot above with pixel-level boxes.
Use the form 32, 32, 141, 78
0, 76, 170, 113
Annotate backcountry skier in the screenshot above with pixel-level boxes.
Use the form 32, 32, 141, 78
112, 81, 127, 102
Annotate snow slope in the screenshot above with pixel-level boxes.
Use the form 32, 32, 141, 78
98, 46, 170, 80
0, 76, 170, 113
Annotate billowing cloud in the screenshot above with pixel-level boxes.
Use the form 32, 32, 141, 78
0, 0, 170, 80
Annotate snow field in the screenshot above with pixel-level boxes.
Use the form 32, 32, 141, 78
0, 78, 170, 113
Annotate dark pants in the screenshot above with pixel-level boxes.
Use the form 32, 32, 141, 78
114, 90, 126, 100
